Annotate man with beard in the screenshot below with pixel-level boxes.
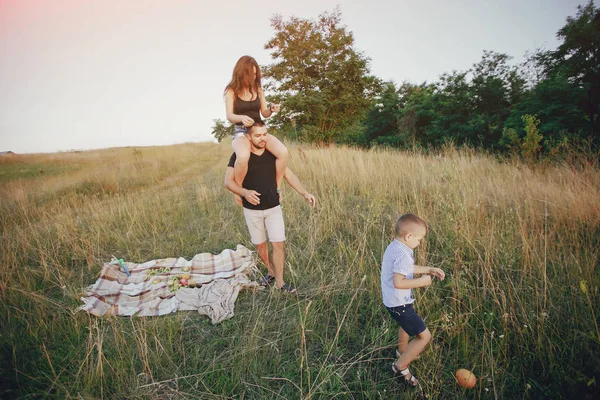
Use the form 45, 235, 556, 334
224, 122, 316, 293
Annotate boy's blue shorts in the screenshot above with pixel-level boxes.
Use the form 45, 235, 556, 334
386, 303, 427, 336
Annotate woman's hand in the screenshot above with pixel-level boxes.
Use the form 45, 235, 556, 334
241, 116, 254, 127
270, 104, 281, 113
233, 194, 243, 206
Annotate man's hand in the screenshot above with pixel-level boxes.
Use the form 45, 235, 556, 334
304, 193, 316, 208
243, 189, 261, 205
429, 267, 445, 281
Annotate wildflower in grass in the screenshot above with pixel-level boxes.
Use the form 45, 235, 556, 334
580, 280, 588, 295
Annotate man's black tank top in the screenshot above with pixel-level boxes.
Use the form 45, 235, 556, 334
233, 94, 262, 125
227, 151, 279, 210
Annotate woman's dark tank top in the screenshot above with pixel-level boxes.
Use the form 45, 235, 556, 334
233, 94, 262, 125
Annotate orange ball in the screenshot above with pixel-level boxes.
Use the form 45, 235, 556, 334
455, 369, 476, 388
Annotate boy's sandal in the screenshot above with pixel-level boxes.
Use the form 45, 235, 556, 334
278, 283, 297, 293
391, 364, 418, 387
258, 274, 275, 286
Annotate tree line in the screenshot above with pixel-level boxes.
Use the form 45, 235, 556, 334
213, 2, 599, 157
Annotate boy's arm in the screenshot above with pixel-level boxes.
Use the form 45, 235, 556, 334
224, 167, 261, 205
393, 273, 432, 289
283, 168, 316, 208
414, 265, 445, 280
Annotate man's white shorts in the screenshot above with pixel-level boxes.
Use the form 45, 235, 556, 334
243, 205, 286, 244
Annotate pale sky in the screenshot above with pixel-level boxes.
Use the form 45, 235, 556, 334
0, 0, 591, 153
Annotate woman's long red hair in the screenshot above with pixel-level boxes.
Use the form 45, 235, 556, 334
225, 55, 262, 97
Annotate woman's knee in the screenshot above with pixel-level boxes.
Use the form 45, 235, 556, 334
234, 147, 250, 163
278, 145, 289, 160
235, 154, 249, 164
233, 138, 251, 162
267, 135, 289, 160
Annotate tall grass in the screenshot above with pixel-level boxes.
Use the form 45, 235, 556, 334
1, 142, 598, 399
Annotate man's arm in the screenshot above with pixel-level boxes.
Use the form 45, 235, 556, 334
224, 167, 261, 205
283, 168, 316, 208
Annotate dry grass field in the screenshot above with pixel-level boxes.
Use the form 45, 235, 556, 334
1, 141, 599, 399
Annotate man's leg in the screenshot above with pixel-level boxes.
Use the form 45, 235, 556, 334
255, 241, 275, 276
243, 208, 271, 276
271, 241, 285, 288
263, 206, 287, 288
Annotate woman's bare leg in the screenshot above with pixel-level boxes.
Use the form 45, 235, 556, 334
264, 134, 289, 190
232, 135, 251, 186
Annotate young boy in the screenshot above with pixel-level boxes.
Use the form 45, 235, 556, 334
381, 214, 445, 387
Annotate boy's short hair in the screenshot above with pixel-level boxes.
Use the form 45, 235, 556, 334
247, 121, 266, 135
395, 214, 427, 236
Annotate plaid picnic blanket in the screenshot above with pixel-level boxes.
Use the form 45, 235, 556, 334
77, 244, 259, 323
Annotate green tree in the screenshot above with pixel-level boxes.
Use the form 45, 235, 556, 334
396, 83, 436, 147
469, 51, 523, 148
405, 51, 525, 149
544, 1, 600, 140
363, 81, 437, 148
263, 7, 380, 143
363, 81, 401, 145
424, 70, 474, 146
504, 73, 586, 140
211, 119, 233, 143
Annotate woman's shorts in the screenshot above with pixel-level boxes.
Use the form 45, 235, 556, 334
233, 125, 247, 139
386, 303, 427, 336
